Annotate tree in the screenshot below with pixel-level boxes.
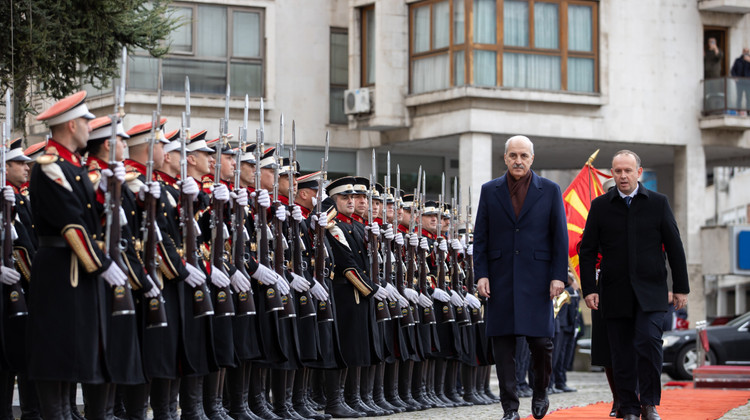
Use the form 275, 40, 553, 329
0, 0, 180, 129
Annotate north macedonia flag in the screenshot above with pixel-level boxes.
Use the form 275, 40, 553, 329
563, 150, 611, 280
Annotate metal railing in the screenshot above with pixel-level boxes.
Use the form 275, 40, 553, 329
703, 77, 750, 116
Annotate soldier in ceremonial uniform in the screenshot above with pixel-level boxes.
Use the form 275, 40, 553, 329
29, 91, 130, 419
324, 177, 389, 418
0, 139, 40, 420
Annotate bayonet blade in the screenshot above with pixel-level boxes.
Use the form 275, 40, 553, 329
119, 46, 127, 111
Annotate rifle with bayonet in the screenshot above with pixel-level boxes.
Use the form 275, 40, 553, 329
451, 178, 470, 325
434, 174, 455, 324
288, 121, 315, 318
313, 133, 334, 322
273, 116, 295, 319
1, 91, 27, 317
417, 171, 436, 325
394, 165, 415, 328
382, 152, 402, 320
231, 95, 256, 316
405, 167, 422, 326
254, 101, 283, 313
368, 153, 390, 322
141, 66, 168, 328
209, 85, 236, 317
465, 188, 482, 324
180, 76, 214, 318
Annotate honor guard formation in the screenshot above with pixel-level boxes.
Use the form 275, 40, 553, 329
0, 71, 500, 420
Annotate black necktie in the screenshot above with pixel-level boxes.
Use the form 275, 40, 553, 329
624, 196, 632, 208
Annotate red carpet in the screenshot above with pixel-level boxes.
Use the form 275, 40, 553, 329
522, 387, 750, 419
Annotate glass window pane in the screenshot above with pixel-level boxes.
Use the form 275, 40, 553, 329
568, 5, 593, 52
330, 87, 347, 124
504, 0, 528, 47
330, 32, 348, 85
169, 7, 193, 53
163, 58, 227, 95
414, 6, 430, 53
473, 0, 496, 44
454, 50, 465, 86
128, 56, 158, 91
412, 54, 450, 94
433, 1, 450, 49
365, 9, 376, 85
568, 57, 594, 92
503, 53, 560, 90
534, 3, 558, 49
233, 12, 260, 58
474, 50, 497, 86
230, 62, 262, 97
297, 149, 355, 174
453, 0, 465, 44
197, 6, 227, 57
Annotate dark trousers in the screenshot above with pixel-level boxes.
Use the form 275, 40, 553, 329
492, 335, 552, 413
514, 337, 530, 390
606, 305, 665, 416
552, 331, 575, 387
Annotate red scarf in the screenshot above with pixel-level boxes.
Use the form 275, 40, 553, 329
507, 170, 532, 218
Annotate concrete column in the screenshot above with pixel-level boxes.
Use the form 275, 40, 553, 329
673, 144, 706, 325
459, 132, 493, 224
736, 284, 747, 315
717, 286, 728, 316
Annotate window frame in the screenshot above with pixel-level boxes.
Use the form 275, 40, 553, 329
361, 5, 376, 87
408, 0, 598, 94
330, 27, 349, 125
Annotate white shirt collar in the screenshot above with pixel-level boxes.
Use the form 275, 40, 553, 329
618, 183, 639, 199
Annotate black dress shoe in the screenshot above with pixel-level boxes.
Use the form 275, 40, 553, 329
531, 394, 549, 419
622, 415, 639, 420
556, 385, 577, 393
501, 411, 520, 420
610, 402, 623, 418
641, 405, 661, 420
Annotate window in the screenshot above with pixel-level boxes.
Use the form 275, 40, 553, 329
297, 148, 356, 181
409, 0, 598, 94
361, 6, 376, 86
129, 3, 264, 97
330, 28, 348, 124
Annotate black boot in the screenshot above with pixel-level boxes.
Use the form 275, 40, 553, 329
17, 374, 42, 420
292, 368, 329, 420
410, 362, 433, 410
481, 365, 500, 403
322, 369, 360, 419
151, 378, 173, 420
82, 383, 111, 420
170, 378, 182, 420
424, 360, 445, 408
36, 381, 71, 420
344, 367, 378, 417
432, 359, 455, 407
445, 361, 471, 407
382, 362, 406, 411
270, 369, 296, 419
360, 365, 389, 416
397, 361, 421, 412
461, 365, 486, 405
227, 364, 263, 420
180, 376, 206, 420
308, 370, 325, 412
204, 371, 227, 420
248, 367, 280, 420
371, 363, 399, 414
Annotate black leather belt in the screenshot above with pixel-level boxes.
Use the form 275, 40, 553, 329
39, 236, 68, 248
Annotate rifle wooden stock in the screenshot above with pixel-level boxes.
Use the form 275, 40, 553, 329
313, 212, 334, 323
417, 241, 436, 325
255, 197, 283, 312
405, 241, 420, 324
3, 198, 26, 317
231, 197, 256, 316
107, 174, 136, 317
435, 238, 455, 323
273, 203, 295, 319
289, 207, 315, 319
211, 197, 235, 317
382, 226, 402, 319
394, 238, 414, 328
181, 189, 214, 317
143, 191, 168, 328
465, 245, 482, 324
449, 245, 470, 325
369, 226, 390, 322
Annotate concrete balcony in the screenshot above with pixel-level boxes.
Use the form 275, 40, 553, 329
700, 77, 750, 130
698, 0, 750, 13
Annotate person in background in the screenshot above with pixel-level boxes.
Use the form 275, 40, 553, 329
704, 37, 723, 79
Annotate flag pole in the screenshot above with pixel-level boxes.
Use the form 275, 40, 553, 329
586, 149, 600, 205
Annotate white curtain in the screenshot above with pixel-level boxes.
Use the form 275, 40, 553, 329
414, 6, 430, 53
473, 0, 496, 44
233, 12, 260, 58
366, 10, 376, 84
474, 50, 497, 86
568, 5, 592, 52
169, 7, 193, 53
453, 0, 465, 44
413, 54, 450, 93
433, 1, 450, 49
504, 0, 528, 47
454, 50, 465, 86
197, 6, 227, 57
568, 57, 594, 92
503, 53, 560, 90
534, 3, 558, 49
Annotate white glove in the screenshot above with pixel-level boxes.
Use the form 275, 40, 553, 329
210, 266, 231, 287
252, 189, 271, 209
0, 266, 20, 285
419, 237, 429, 251
212, 184, 229, 202
467, 244, 473, 256
112, 162, 126, 184
449, 289, 464, 307
383, 226, 394, 240
275, 275, 291, 296
184, 262, 207, 288
409, 234, 419, 247
291, 205, 304, 222
395, 233, 404, 246
230, 188, 248, 207
251, 264, 279, 286
274, 205, 287, 222
139, 181, 162, 201
450, 239, 463, 253
465, 293, 481, 310
311, 212, 326, 229
385, 282, 399, 301
438, 239, 448, 253
289, 273, 311, 293
396, 292, 409, 308
182, 177, 200, 201
230, 270, 251, 293
403, 287, 418, 304
432, 288, 450, 302
372, 285, 388, 301
100, 262, 127, 287
366, 222, 380, 237
2, 186, 15, 206
309, 280, 329, 301
144, 275, 160, 298
417, 292, 433, 308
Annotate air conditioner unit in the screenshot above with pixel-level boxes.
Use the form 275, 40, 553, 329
344, 88, 371, 115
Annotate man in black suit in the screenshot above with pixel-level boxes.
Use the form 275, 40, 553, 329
580, 150, 689, 420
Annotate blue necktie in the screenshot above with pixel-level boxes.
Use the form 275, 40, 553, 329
624, 196, 632, 208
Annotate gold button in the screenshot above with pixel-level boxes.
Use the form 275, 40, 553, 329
164, 212, 168, 217
87, 203, 92, 208
19, 200, 24, 205
131, 211, 135, 216
92, 234, 97, 239
75, 176, 80, 181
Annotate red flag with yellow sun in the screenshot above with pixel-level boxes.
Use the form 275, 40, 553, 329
563, 150, 611, 280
